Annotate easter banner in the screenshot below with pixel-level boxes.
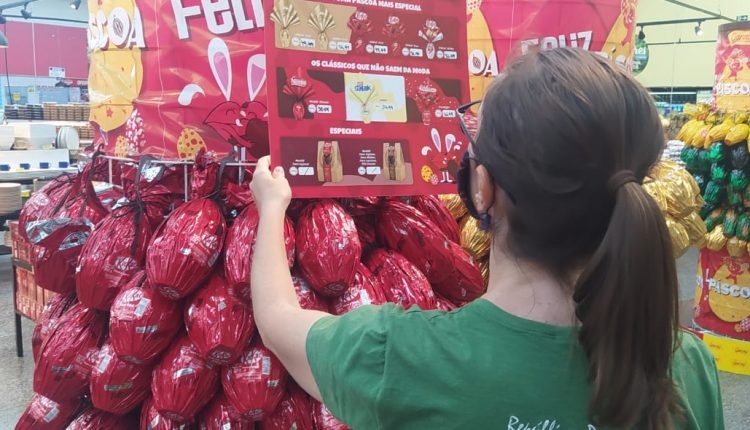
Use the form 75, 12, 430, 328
88, 0, 637, 197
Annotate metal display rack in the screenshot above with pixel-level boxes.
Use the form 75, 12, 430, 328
9, 153, 257, 357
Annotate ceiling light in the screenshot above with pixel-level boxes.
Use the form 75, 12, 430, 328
0, 31, 8, 48
638, 27, 646, 41
20, 3, 31, 19
69, 0, 80, 10
695, 21, 704, 36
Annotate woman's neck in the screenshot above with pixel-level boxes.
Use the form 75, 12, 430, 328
482, 244, 578, 327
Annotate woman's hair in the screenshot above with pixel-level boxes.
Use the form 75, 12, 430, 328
475, 48, 680, 429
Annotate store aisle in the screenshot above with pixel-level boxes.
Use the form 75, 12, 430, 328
0, 253, 747, 428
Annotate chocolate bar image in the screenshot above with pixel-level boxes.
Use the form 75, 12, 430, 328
383, 142, 406, 181
317, 140, 343, 183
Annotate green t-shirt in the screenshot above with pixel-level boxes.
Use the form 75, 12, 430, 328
306, 299, 724, 430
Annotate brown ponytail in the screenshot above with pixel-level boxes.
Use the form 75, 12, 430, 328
474, 48, 681, 428
574, 181, 680, 429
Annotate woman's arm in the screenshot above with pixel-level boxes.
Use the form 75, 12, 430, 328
250, 156, 331, 401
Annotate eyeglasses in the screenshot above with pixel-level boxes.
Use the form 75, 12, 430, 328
457, 100, 482, 149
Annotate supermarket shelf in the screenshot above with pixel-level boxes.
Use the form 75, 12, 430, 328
0, 168, 77, 182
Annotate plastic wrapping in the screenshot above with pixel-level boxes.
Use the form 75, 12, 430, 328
90, 342, 151, 415
34, 303, 107, 402
438, 194, 467, 220
185, 273, 255, 366
18, 174, 77, 240
198, 394, 252, 430
32, 293, 77, 363
377, 201, 453, 285
139, 397, 194, 430
432, 241, 486, 303
146, 198, 227, 300
666, 217, 691, 257
352, 214, 379, 256
28, 218, 95, 294
329, 264, 387, 315
313, 401, 349, 430
435, 295, 458, 311
338, 196, 382, 216
259, 386, 314, 430
366, 249, 437, 310
65, 408, 137, 430
76, 206, 152, 311
409, 195, 460, 243
109, 272, 183, 364
459, 217, 492, 261
151, 336, 219, 423
224, 204, 295, 301
727, 237, 748, 258
15, 393, 81, 430
643, 182, 668, 213
222, 340, 288, 421
296, 201, 362, 297
706, 225, 729, 251
293, 275, 328, 311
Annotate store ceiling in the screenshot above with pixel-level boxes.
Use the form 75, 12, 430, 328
639, 0, 748, 22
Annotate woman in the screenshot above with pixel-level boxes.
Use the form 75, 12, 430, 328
250, 48, 724, 429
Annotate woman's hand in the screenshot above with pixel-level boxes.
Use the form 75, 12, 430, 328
251, 156, 292, 216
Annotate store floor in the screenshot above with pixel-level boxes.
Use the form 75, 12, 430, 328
0, 252, 747, 428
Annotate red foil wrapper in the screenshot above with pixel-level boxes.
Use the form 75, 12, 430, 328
15, 393, 82, 430
222, 340, 288, 422
259, 386, 315, 430
225, 204, 295, 301
377, 201, 453, 285
432, 241, 486, 303
339, 196, 382, 216
198, 393, 251, 430
435, 295, 458, 311
90, 342, 152, 415
366, 249, 437, 310
293, 275, 328, 311
286, 199, 310, 222
34, 303, 107, 403
109, 272, 183, 365
313, 401, 349, 430
297, 201, 362, 297
76, 206, 152, 311
382, 14, 405, 56
27, 218, 95, 294
140, 397, 194, 430
146, 198, 226, 300
329, 264, 387, 315
353, 214, 379, 256
151, 336, 219, 423
32, 293, 77, 363
18, 174, 77, 240
66, 408, 137, 430
282, 68, 316, 121
185, 273, 255, 366
409, 195, 460, 243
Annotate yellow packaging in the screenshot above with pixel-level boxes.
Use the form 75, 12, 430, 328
727, 237, 748, 258
707, 226, 729, 251
666, 217, 690, 257
439, 194, 468, 220
460, 216, 491, 260
680, 212, 708, 247
726, 123, 750, 145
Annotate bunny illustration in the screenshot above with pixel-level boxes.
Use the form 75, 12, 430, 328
422, 128, 462, 183
178, 38, 269, 160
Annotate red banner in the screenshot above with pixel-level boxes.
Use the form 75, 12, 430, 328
88, 0, 636, 197
87, 0, 268, 159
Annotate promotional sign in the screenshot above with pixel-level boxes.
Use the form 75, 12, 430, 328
715, 22, 750, 112
694, 248, 750, 342
265, 0, 468, 197
87, 0, 268, 159
466, 0, 638, 102
88, 0, 637, 198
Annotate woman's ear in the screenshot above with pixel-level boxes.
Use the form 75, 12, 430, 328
473, 164, 494, 214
